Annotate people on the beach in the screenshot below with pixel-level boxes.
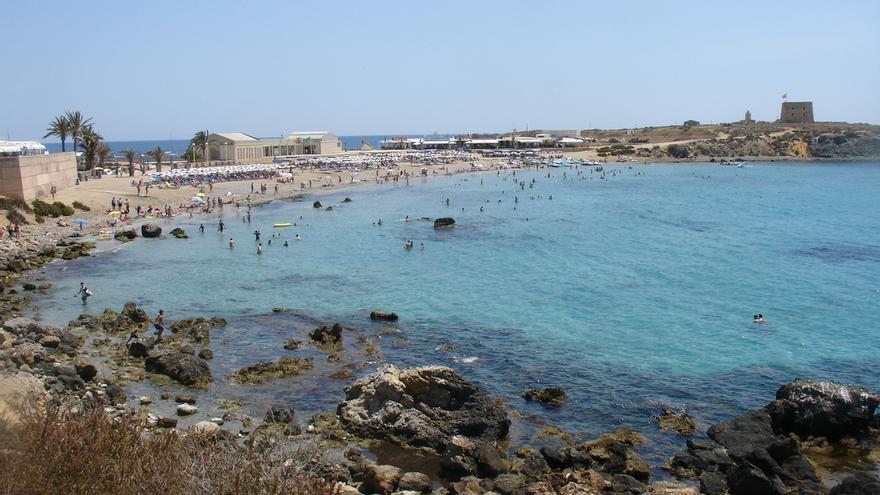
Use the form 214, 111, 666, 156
153, 309, 166, 340
75, 282, 92, 304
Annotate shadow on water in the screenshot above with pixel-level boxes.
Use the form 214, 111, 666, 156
790, 244, 880, 263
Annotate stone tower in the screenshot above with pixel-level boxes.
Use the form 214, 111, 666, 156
779, 102, 814, 124
744, 110, 752, 124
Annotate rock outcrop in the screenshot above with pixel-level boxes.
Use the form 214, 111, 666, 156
370, 311, 399, 322
308, 323, 342, 348
114, 229, 138, 242
767, 379, 879, 439
141, 223, 162, 238
434, 217, 455, 229
169, 316, 226, 343
337, 364, 510, 449
144, 349, 212, 386
522, 387, 566, 406
229, 356, 313, 384
169, 227, 188, 239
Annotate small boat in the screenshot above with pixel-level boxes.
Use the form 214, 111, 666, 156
273, 223, 291, 227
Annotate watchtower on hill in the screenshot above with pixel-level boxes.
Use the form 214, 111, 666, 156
780, 101, 814, 124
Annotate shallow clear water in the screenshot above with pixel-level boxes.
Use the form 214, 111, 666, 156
29, 162, 880, 463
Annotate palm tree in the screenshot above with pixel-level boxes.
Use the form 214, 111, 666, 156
191, 130, 209, 165
147, 146, 165, 172
122, 149, 136, 177
65, 111, 93, 161
78, 125, 102, 170
97, 143, 112, 168
43, 114, 72, 152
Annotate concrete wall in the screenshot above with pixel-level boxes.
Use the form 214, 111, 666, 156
0, 152, 77, 201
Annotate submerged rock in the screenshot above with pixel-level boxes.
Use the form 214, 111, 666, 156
433, 217, 455, 229
522, 387, 566, 406
141, 223, 162, 238
169, 316, 226, 343
114, 229, 138, 242
337, 364, 510, 449
313, 201, 322, 208
829, 472, 880, 494
169, 227, 188, 239
229, 356, 313, 384
370, 311, 399, 322
144, 349, 212, 386
657, 409, 697, 436
309, 323, 342, 347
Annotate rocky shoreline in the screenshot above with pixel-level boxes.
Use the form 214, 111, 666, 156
1, 234, 879, 494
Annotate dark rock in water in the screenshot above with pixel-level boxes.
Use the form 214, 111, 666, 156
611, 474, 646, 494
128, 339, 152, 358
114, 229, 138, 242
265, 405, 296, 424
337, 364, 510, 449
657, 409, 697, 435
170, 316, 226, 343
370, 311, 399, 322
700, 471, 729, 495
141, 223, 162, 238
174, 394, 197, 404
707, 410, 777, 459
522, 387, 566, 406
325, 206, 333, 211
156, 417, 178, 428
282, 339, 301, 350
767, 379, 880, 439
313, 201, 322, 208
106, 383, 126, 405
434, 217, 455, 229
342, 197, 352, 203
74, 359, 98, 381
169, 227, 188, 239
309, 323, 342, 347
829, 472, 880, 495
145, 349, 212, 386
229, 356, 313, 384
122, 302, 149, 323
22, 283, 37, 291
198, 348, 213, 360
178, 345, 195, 355
362, 464, 401, 495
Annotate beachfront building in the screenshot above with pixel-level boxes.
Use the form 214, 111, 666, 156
207, 131, 343, 162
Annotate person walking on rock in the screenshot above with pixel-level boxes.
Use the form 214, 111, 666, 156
153, 309, 166, 340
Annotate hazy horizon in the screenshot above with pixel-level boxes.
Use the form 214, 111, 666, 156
4, 0, 879, 141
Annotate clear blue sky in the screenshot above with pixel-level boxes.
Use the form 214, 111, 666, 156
3, 0, 878, 141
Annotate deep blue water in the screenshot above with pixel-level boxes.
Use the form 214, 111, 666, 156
26, 162, 880, 464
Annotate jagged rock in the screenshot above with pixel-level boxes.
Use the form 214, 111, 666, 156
169, 227, 188, 239
198, 347, 213, 359
434, 217, 455, 229
22, 283, 37, 291
145, 349, 212, 386
363, 464, 401, 495
522, 387, 566, 406
370, 311, 399, 321
73, 359, 98, 381
313, 201, 322, 208
283, 339, 301, 350
399, 472, 432, 493
767, 379, 880, 439
700, 471, 728, 495
141, 223, 162, 238
829, 472, 880, 495
309, 323, 342, 347
128, 339, 152, 358
114, 229, 138, 242
657, 409, 696, 436
106, 383, 126, 404
338, 364, 510, 450
170, 316, 226, 343
122, 302, 149, 323
265, 405, 296, 424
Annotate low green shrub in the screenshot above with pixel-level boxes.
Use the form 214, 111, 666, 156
0, 197, 30, 212
31, 200, 74, 218
72, 201, 91, 211
6, 208, 28, 225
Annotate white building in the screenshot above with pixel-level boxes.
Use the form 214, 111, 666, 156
207, 131, 342, 162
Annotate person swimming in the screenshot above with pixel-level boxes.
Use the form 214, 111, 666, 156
229, 238, 235, 248
753, 314, 766, 324
257, 243, 263, 254
284, 240, 289, 247
295, 233, 301, 240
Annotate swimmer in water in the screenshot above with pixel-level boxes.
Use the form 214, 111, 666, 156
295, 233, 301, 240
257, 243, 263, 255
229, 238, 235, 248
284, 240, 288, 247
753, 314, 766, 324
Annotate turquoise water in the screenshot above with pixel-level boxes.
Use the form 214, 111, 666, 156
29, 162, 880, 462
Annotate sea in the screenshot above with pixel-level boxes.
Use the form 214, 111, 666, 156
42, 135, 438, 157
24, 161, 880, 466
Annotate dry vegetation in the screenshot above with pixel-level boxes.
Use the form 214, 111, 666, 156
0, 401, 336, 495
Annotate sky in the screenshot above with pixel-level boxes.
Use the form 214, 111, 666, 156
3, 0, 879, 141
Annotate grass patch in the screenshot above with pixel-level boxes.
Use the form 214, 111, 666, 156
72, 201, 91, 211
31, 200, 74, 218
0, 401, 336, 495
0, 197, 30, 212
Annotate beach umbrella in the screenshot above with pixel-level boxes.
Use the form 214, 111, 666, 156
73, 218, 88, 231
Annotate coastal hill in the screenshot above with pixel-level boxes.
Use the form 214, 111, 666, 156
562, 121, 880, 161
